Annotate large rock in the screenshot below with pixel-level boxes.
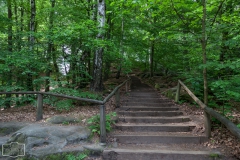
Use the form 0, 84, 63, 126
46, 115, 79, 124
0, 122, 29, 136
2, 124, 90, 159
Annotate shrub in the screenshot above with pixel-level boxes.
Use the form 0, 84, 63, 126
87, 112, 117, 135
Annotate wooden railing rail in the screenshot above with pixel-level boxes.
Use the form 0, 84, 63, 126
175, 80, 240, 139
0, 78, 131, 145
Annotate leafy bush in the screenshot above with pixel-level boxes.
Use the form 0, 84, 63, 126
66, 153, 88, 160
87, 112, 117, 135
50, 87, 102, 100
237, 124, 240, 129
55, 99, 73, 111
43, 87, 103, 110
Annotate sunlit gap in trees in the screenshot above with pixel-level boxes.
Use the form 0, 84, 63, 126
59, 45, 70, 75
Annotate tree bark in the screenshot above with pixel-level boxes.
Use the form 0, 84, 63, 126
150, 40, 154, 77
5, 0, 13, 108
26, 0, 36, 91
90, 0, 105, 92
116, 16, 124, 79
45, 0, 55, 92
29, 0, 36, 51
201, 0, 208, 105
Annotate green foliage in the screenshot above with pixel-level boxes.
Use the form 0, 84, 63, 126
237, 124, 240, 129
50, 87, 102, 100
55, 99, 73, 111
87, 112, 117, 135
211, 117, 221, 126
66, 153, 88, 160
42, 87, 103, 110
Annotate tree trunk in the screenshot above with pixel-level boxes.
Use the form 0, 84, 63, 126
116, 16, 124, 79
104, 12, 113, 81
5, 0, 13, 108
45, 0, 55, 92
90, 0, 105, 92
150, 40, 154, 77
201, 0, 208, 105
29, 0, 35, 51
26, 0, 36, 92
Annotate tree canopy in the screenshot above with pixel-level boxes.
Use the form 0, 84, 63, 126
0, 0, 240, 116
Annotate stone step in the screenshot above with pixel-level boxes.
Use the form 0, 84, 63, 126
115, 123, 195, 132
127, 95, 161, 99
128, 92, 159, 96
119, 106, 179, 111
117, 111, 183, 117
112, 133, 207, 144
103, 148, 221, 160
130, 89, 155, 91
123, 98, 171, 103
118, 116, 191, 123
126, 98, 173, 103
123, 102, 175, 107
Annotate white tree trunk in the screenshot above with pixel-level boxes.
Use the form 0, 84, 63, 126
90, 0, 105, 92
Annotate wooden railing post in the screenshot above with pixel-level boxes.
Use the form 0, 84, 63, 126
204, 111, 211, 138
36, 94, 43, 121
175, 81, 181, 102
115, 89, 120, 108
125, 81, 128, 92
100, 105, 106, 145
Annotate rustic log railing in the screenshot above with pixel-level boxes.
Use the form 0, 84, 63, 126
0, 78, 131, 145
175, 80, 240, 139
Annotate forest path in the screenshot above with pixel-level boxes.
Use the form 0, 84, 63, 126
103, 76, 225, 160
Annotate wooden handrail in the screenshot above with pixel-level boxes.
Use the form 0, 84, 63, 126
0, 91, 103, 104
0, 78, 131, 145
175, 80, 240, 139
102, 78, 130, 104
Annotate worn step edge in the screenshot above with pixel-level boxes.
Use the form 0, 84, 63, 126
120, 105, 176, 108
103, 149, 221, 160
117, 111, 184, 117
115, 124, 195, 132
118, 116, 191, 123
119, 107, 179, 111
124, 97, 170, 100
123, 103, 177, 107
113, 135, 207, 144
123, 99, 172, 103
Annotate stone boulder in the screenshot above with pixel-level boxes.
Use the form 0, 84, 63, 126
46, 115, 79, 124
2, 124, 90, 159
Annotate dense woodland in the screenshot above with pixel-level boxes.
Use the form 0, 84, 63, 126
0, 0, 240, 124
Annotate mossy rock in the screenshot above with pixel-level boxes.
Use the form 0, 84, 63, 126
46, 115, 79, 124
162, 87, 177, 99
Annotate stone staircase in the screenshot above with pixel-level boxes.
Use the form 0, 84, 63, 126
103, 77, 222, 160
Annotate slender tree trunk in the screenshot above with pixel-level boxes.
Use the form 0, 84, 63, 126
116, 16, 124, 79
29, 0, 35, 51
26, 0, 36, 91
5, 0, 13, 108
150, 16, 156, 77
150, 40, 154, 77
104, 12, 113, 81
14, 0, 21, 105
45, 0, 55, 92
90, 0, 105, 92
202, 0, 208, 105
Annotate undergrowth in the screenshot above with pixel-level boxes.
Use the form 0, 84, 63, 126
87, 112, 117, 135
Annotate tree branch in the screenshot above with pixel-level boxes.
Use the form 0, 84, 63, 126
170, 0, 197, 36
208, 0, 225, 40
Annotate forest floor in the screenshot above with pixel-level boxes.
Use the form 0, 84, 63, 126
0, 74, 240, 159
